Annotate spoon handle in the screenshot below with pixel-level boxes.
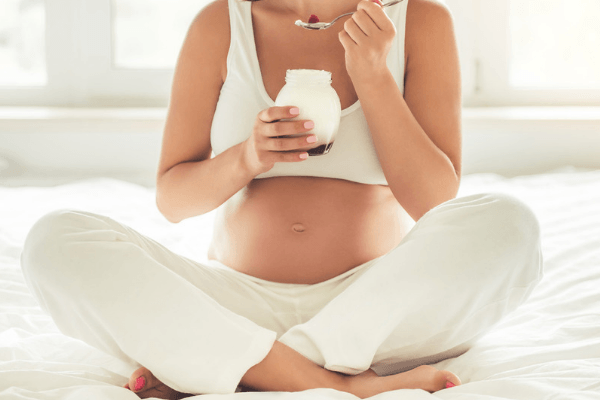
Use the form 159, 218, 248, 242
381, 0, 404, 8
331, 0, 403, 25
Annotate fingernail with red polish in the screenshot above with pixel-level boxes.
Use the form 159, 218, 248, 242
446, 381, 456, 388
134, 376, 146, 391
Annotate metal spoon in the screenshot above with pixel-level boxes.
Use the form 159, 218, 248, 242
295, 0, 404, 31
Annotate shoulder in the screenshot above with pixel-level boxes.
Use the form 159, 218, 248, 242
189, 0, 230, 37
405, 0, 456, 65
406, 0, 453, 25
405, 0, 455, 38
187, 0, 231, 82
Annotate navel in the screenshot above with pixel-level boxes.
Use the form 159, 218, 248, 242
292, 223, 306, 233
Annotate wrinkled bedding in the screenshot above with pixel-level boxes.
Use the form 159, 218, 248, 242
1, 166, 599, 399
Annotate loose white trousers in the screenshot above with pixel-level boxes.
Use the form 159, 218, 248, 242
20, 192, 544, 395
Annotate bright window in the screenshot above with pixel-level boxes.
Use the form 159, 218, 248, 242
509, 0, 600, 89
0, 0, 46, 86
458, 0, 600, 106
113, 0, 205, 69
0, 0, 599, 107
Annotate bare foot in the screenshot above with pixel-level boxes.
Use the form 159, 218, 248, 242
122, 366, 195, 400
349, 365, 461, 398
121, 364, 459, 399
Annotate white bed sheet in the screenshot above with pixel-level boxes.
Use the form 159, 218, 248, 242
1, 166, 599, 399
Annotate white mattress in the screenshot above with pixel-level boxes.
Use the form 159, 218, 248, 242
1, 166, 599, 399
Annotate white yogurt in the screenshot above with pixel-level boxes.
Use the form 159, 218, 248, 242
274, 69, 341, 156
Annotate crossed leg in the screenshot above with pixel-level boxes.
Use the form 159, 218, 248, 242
21, 192, 542, 397
128, 192, 542, 397
279, 192, 544, 375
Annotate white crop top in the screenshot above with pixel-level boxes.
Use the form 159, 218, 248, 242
210, 0, 409, 185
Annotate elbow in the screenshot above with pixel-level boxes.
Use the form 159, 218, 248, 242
155, 192, 182, 224
155, 171, 183, 224
163, 212, 182, 225
389, 177, 460, 222
405, 194, 454, 222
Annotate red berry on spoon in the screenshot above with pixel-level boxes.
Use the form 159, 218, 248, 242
308, 14, 320, 23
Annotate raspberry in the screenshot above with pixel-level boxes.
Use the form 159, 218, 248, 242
308, 14, 320, 24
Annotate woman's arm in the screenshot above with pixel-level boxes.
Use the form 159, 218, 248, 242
157, 0, 276, 224
156, 0, 314, 223
156, 0, 242, 223
339, 0, 462, 222
157, 145, 256, 224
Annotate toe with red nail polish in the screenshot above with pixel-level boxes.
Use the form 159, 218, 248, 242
134, 376, 146, 392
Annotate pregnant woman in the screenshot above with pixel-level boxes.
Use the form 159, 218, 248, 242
20, 0, 543, 398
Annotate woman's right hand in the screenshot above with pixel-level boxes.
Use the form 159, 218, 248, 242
241, 106, 317, 176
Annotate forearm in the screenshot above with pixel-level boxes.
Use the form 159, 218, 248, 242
156, 142, 254, 223
354, 69, 459, 221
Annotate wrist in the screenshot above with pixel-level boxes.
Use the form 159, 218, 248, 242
352, 67, 393, 94
236, 141, 262, 178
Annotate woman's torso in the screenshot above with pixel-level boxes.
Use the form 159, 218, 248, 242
207, 0, 413, 284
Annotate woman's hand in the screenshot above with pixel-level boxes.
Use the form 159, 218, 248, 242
241, 106, 317, 176
338, 0, 396, 82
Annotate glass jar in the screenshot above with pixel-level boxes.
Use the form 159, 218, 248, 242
274, 69, 341, 156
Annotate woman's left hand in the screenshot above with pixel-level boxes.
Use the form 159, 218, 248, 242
338, 0, 396, 82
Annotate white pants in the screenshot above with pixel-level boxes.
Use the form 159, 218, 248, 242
20, 192, 544, 395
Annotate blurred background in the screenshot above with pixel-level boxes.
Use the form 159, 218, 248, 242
0, 0, 599, 187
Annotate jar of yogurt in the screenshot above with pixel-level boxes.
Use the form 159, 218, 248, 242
274, 69, 341, 156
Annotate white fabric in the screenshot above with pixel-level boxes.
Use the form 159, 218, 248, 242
210, 0, 409, 185
0, 166, 599, 399
18, 190, 541, 394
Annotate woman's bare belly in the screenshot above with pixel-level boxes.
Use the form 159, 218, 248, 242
207, 177, 415, 284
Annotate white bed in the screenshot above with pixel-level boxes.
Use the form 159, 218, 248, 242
1, 166, 599, 399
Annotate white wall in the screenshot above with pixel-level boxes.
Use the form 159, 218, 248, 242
1, 107, 599, 187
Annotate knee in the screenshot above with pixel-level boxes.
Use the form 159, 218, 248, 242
438, 191, 541, 248
476, 192, 543, 282
482, 192, 541, 248
21, 209, 96, 289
